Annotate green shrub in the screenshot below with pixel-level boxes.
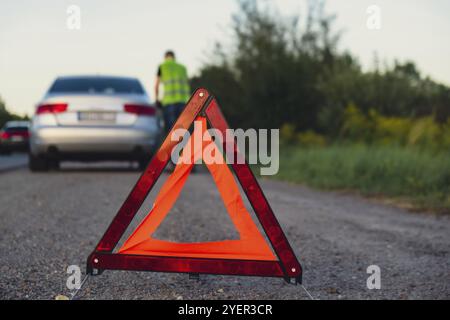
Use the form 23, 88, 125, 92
339, 103, 449, 150
340, 103, 375, 142
408, 117, 442, 149
373, 113, 412, 145
296, 130, 327, 147
280, 123, 296, 144
439, 119, 450, 149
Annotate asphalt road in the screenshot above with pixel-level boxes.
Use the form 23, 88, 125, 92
0, 158, 449, 300
0, 153, 27, 172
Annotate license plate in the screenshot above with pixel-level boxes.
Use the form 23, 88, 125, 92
11, 136, 24, 142
78, 112, 116, 122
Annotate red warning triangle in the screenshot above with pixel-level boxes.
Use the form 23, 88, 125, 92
87, 89, 302, 283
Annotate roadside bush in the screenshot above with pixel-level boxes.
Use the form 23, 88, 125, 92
296, 130, 327, 147
373, 113, 412, 146
337, 103, 449, 150
439, 119, 450, 149
408, 117, 442, 149
340, 103, 375, 142
280, 123, 296, 144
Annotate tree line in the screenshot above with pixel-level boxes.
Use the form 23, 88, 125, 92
191, 0, 450, 138
0, 97, 29, 128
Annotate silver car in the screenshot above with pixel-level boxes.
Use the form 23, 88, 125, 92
29, 75, 162, 171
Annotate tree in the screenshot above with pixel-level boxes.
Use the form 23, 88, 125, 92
0, 96, 28, 128
192, 0, 450, 136
193, 0, 339, 130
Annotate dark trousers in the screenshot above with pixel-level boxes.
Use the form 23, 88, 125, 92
162, 103, 185, 133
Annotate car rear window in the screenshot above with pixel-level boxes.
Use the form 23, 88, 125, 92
49, 77, 145, 94
5, 127, 28, 132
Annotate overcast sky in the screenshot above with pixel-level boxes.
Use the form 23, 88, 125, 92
1, 0, 449, 116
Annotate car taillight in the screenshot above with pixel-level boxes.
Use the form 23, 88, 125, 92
0, 131, 10, 140
10, 131, 30, 138
124, 104, 156, 116
36, 103, 68, 114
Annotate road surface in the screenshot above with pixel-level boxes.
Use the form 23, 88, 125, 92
0, 159, 449, 299
0, 153, 27, 172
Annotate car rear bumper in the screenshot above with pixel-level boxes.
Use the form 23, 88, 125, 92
0, 140, 29, 151
30, 126, 160, 156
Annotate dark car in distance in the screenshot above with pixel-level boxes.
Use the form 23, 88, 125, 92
0, 121, 30, 154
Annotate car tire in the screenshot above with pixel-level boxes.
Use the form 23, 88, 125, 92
29, 154, 48, 172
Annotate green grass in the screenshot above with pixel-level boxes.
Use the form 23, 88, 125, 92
275, 144, 450, 213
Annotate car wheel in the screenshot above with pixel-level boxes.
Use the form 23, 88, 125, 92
29, 154, 48, 172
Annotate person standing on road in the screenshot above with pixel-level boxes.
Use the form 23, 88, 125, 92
154, 50, 190, 133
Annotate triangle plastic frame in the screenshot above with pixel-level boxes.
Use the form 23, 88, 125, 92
86, 88, 302, 284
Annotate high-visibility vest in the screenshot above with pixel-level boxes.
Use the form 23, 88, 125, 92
160, 59, 190, 106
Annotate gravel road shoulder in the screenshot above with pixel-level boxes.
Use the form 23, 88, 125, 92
0, 167, 448, 299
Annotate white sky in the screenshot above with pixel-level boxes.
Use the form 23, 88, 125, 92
1, 0, 449, 116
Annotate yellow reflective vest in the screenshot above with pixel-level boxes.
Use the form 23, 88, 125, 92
160, 59, 190, 106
